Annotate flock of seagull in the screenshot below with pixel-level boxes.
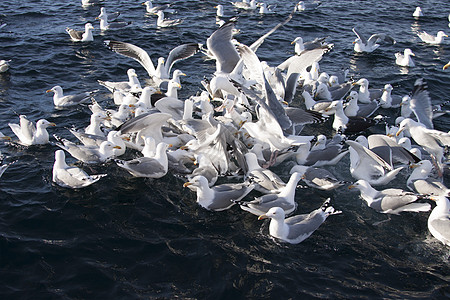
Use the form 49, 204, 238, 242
0, 1, 449, 246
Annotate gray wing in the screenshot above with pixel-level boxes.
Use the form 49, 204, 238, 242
285, 107, 327, 125
304, 145, 342, 166
356, 101, 380, 118
367, 33, 395, 48
367, 135, 393, 166
118, 112, 171, 134
429, 217, 450, 242
69, 128, 106, 147
410, 78, 433, 129
154, 97, 185, 120
117, 157, 165, 176
165, 43, 200, 75
304, 167, 338, 183
104, 40, 156, 77
67, 28, 83, 40
206, 21, 241, 73
378, 191, 419, 211
246, 194, 294, 213
352, 27, 367, 44
286, 210, 325, 240
346, 140, 393, 170
237, 44, 291, 130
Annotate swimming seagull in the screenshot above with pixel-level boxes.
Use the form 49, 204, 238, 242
395, 49, 415, 67
156, 10, 183, 28
352, 27, 395, 53
215, 5, 224, 17
290, 165, 346, 191
258, 198, 341, 244
66, 23, 94, 42
96, 7, 131, 30
397, 119, 450, 176
348, 179, 431, 214
244, 152, 286, 194
407, 160, 450, 197
115, 142, 170, 178
55, 136, 120, 164
183, 175, 255, 211
52, 150, 107, 189
98, 69, 141, 93
295, 1, 321, 12
427, 196, 450, 246
237, 172, 303, 216
46, 85, 95, 108
413, 6, 423, 18
142, 1, 172, 14
0, 59, 10, 73
104, 40, 200, 85
231, 0, 257, 10
417, 31, 448, 45
8, 115, 56, 146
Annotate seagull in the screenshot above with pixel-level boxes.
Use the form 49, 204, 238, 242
258, 198, 341, 244
395, 49, 415, 67
346, 139, 404, 186
295, 1, 321, 12
104, 40, 200, 85
0, 59, 10, 73
46, 85, 94, 108
52, 150, 107, 189
237, 172, 303, 216
379, 84, 402, 109
215, 5, 224, 17
231, 0, 257, 10
397, 118, 450, 176
352, 27, 395, 53
290, 165, 346, 191
96, 7, 131, 30
348, 180, 431, 214
98, 69, 141, 93
115, 142, 171, 178
142, 1, 172, 14
183, 175, 255, 211
413, 6, 423, 18
244, 152, 286, 194
156, 10, 183, 28
257, 3, 275, 14
407, 160, 450, 197
417, 31, 448, 45
55, 137, 120, 164
427, 196, 450, 246
8, 115, 56, 146
66, 23, 94, 42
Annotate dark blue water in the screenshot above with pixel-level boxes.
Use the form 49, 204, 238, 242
0, 0, 449, 298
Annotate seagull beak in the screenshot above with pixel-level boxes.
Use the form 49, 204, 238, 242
258, 214, 268, 220
291, 40, 295, 44
1, 135, 12, 141
443, 62, 450, 70
180, 72, 186, 76
49, 122, 56, 127
396, 128, 404, 136
113, 146, 122, 149
128, 104, 135, 107
409, 163, 418, 169
348, 185, 355, 189
46, 89, 52, 93
121, 136, 131, 141
183, 182, 193, 188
